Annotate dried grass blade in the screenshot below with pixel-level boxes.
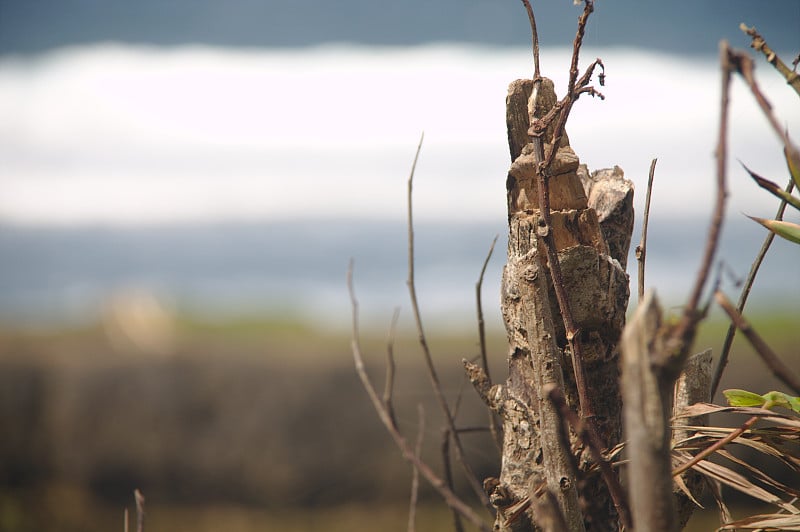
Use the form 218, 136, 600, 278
719, 512, 800, 530
715, 449, 800, 499
691, 459, 800, 514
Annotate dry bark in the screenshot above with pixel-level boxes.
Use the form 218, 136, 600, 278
621, 296, 715, 532
479, 78, 633, 531
621, 292, 677, 532
673, 348, 712, 529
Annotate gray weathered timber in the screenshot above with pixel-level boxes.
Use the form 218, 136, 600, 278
621, 291, 677, 532
673, 348, 712, 529
482, 77, 633, 531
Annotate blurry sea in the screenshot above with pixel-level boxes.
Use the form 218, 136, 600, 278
1, 216, 796, 330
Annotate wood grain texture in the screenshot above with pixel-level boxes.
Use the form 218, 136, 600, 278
491, 77, 633, 531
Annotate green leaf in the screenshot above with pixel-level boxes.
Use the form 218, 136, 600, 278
723, 389, 766, 407
742, 161, 800, 211
723, 389, 800, 413
761, 391, 797, 411
785, 144, 800, 191
790, 396, 800, 414
747, 215, 800, 244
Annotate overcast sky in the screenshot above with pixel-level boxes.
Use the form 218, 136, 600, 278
1, 0, 797, 55
0, 2, 798, 226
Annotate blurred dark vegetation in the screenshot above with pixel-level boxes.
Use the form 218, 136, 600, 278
0, 308, 797, 531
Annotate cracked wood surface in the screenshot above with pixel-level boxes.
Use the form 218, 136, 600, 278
487, 78, 634, 531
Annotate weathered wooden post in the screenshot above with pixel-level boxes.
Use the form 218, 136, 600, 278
475, 77, 634, 531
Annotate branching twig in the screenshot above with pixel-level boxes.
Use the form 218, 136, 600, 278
662, 41, 733, 377
636, 158, 658, 302
384, 307, 400, 427
520, 5, 630, 527
710, 178, 795, 397
526, 0, 602, 423
732, 48, 800, 175
715, 291, 800, 395
476, 235, 498, 386
348, 263, 491, 531
708, 43, 800, 397
546, 385, 633, 531
405, 134, 489, 508
672, 415, 760, 478
475, 235, 503, 452
740, 23, 800, 97
520, 0, 540, 79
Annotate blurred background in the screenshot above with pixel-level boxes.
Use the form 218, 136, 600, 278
0, 1, 798, 530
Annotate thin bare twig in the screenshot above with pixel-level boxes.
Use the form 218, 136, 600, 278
442, 428, 465, 532
348, 263, 491, 531
672, 415, 760, 478
453, 426, 492, 434
523, 4, 630, 525
475, 235, 503, 452
710, 178, 795, 397
528, 0, 602, 423
520, 0, 540, 79
384, 307, 400, 427
134, 489, 145, 532
546, 384, 633, 531
740, 23, 800, 97
636, 158, 658, 302
405, 134, 490, 508
408, 404, 425, 532
732, 48, 800, 173
715, 291, 800, 395
709, 44, 800, 396
476, 235, 498, 385
663, 41, 732, 377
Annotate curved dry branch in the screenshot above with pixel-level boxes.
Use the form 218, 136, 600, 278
347, 263, 491, 532
475, 235, 503, 452
740, 23, 800, 97
519, 0, 540, 79
405, 134, 491, 509
715, 291, 800, 395
662, 41, 733, 378
711, 178, 795, 397
635, 158, 658, 302
476, 235, 498, 385
526, 1, 606, 422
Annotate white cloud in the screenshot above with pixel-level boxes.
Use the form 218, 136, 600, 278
0, 43, 797, 225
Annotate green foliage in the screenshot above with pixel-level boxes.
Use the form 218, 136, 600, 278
743, 108, 800, 246
723, 388, 800, 413
746, 216, 800, 244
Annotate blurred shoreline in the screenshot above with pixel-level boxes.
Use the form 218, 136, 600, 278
1, 216, 797, 331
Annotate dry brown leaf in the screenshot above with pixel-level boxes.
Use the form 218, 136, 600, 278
691, 460, 800, 514
675, 424, 800, 473
715, 449, 800, 500
719, 512, 800, 530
